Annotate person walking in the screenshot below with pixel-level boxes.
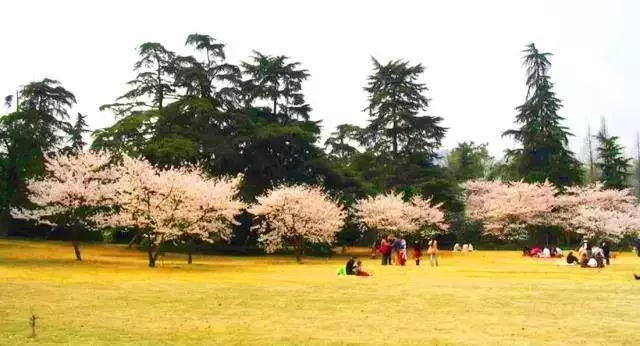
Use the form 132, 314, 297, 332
427, 238, 439, 267
601, 241, 611, 265
413, 241, 422, 266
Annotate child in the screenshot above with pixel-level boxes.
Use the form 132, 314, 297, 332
413, 241, 422, 266
399, 239, 408, 266
354, 260, 371, 276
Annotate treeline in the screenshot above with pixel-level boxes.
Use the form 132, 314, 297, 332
0, 34, 636, 247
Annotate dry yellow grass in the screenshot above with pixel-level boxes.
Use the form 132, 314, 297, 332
1, 239, 640, 345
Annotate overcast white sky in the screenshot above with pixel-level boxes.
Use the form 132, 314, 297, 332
1, 0, 639, 159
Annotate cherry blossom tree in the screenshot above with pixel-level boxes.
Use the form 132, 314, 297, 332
355, 192, 448, 237
556, 184, 640, 240
248, 185, 345, 263
463, 180, 557, 239
11, 151, 116, 260
92, 155, 245, 267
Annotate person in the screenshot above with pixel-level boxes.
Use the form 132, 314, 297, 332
379, 237, 390, 265
592, 246, 603, 258
354, 260, 371, 276
345, 257, 356, 275
462, 243, 469, 252
636, 238, 640, 257
522, 246, 531, 256
371, 239, 379, 259
587, 257, 598, 268
453, 243, 462, 252
549, 246, 557, 257
595, 252, 605, 268
539, 247, 551, 258
579, 239, 590, 257
566, 251, 579, 265
428, 238, 439, 267
399, 239, 408, 266
392, 237, 403, 264
530, 246, 541, 257
468, 242, 474, 252
601, 241, 610, 265
413, 241, 422, 266
555, 247, 563, 257
580, 252, 589, 268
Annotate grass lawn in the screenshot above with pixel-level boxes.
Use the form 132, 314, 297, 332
1, 239, 640, 345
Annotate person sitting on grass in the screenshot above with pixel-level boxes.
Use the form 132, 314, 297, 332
566, 251, 579, 265
522, 246, 531, 256
539, 247, 551, 258
595, 252, 605, 268
453, 243, 462, 252
346, 257, 356, 275
354, 260, 372, 276
467, 242, 474, 252
580, 252, 590, 268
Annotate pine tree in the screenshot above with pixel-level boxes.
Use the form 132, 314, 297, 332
362, 58, 445, 159
596, 128, 630, 189
503, 43, 582, 187
67, 113, 89, 153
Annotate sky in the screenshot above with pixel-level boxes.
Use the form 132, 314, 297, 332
1, 0, 639, 159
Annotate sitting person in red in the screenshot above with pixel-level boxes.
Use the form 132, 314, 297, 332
354, 260, 372, 276
529, 247, 541, 257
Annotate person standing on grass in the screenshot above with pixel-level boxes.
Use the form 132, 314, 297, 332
635, 238, 640, 257
392, 237, 402, 264
413, 241, 422, 266
601, 241, 611, 265
379, 237, 390, 265
427, 238, 439, 267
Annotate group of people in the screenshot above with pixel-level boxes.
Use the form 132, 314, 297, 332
523, 246, 563, 258
452, 242, 474, 252
373, 236, 440, 267
565, 239, 611, 268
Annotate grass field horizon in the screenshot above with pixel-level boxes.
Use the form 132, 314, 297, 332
2, 239, 640, 345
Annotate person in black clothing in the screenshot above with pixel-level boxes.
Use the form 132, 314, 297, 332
635, 238, 640, 257
346, 257, 356, 275
601, 241, 611, 265
566, 251, 579, 265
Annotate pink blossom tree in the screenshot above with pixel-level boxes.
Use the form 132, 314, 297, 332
556, 184, 640, 241
463, 180, 557, 240
355, 192, 448, 237
248, 185, 345, 263
11, 151, 116, 260
92, 155, 245, 267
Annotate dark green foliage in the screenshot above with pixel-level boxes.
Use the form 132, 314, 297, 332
596, 130, 630, 189
324, 124, 362, 160
363, 58, 446, 159
241, 51, 311, 120
503, 43, 583, 187
446, 142, 492, 181
65, 113, 89, 154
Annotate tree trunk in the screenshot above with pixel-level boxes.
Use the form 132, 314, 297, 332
71, 226, 82, 261
273, 97, 277, 116
128, 230, 142, 248
187, 241, 193, 264
148, 245, 157, 268
392, 119, 398, 156
72, 240, 82, 261
296, 238, 304, 264
0, 209, 9, 238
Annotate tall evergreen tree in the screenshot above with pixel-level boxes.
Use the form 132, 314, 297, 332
362, 58, 445, 159
241, 51, 311, 120
595, 129, 630, 189
104, 43, 176, 113
66, 113, 89, 154
324, 124, 361, 160
0, 79, 76, 235
503, 43, 582, 187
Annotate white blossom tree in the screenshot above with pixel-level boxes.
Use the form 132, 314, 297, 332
92, 155, 245, 267
463, 180, 557, 239
556, 184, 640, 240
355, 192, 448, 237
248, 185, 345, 263
11, 151, 116, 260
